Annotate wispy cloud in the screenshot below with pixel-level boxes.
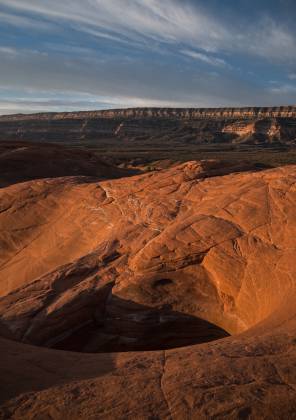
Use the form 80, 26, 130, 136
267, 83, 296, 94
0, 1, 296, 112
0, 10, 56, 31
181, 49, 228, 67
0, 0, 227, 51
0, 45, 48, 58
2, 0, 296, 61
0, 46, 18, 56
246, 17, 296, 62
0, 91, 202, 115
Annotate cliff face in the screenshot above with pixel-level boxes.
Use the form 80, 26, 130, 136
1, 106, 296, 120
1, 107, 296, 144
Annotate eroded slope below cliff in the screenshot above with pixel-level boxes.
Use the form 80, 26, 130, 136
1, 106, 296, 145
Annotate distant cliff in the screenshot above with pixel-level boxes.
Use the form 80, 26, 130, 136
1, 106, 296, 121
1, 107, 296, 144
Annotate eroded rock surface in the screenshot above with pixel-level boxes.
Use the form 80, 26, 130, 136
0, 161, 296, 418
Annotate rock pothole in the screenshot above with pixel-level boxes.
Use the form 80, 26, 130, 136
152, 278, 174, 288
52, 301, 230, 353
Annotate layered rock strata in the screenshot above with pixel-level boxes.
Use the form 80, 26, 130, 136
1, 107, 296, 144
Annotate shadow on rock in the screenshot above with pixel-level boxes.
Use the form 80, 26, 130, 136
53, 295, 230, 353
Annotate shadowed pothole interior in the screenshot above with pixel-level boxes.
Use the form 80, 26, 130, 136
52, 292, 230, 353
52, 308, 230, 353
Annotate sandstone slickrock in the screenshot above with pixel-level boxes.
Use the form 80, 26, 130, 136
1, 107, 296, 144
0, 161, 296, 418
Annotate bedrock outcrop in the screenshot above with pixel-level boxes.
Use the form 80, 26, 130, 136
0, 161, 296, 418
1, 107, 296, 144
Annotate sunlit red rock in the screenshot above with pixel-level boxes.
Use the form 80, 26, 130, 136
0, 160, 296, 418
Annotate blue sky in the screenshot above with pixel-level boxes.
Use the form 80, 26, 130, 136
0, 0, 296, 114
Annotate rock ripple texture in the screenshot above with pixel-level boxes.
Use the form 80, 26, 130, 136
0, 161, 296, 418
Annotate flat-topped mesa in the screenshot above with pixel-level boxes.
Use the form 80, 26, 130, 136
1, 106, 296, 121
1, 106, 296, 145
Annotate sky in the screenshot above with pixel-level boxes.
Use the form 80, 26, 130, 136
0, 0, 296, 114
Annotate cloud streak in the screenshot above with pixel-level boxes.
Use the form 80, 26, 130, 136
181, 49, 228, 67
1, 0, 296, 61
0, 9, 56, 31
0, 1, 296, 112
